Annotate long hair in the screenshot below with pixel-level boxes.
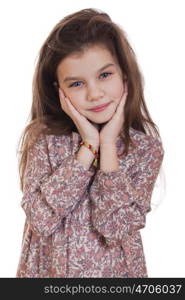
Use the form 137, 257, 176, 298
17, 8, 162, 192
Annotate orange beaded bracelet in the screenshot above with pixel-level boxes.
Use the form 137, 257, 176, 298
79, 141, 99, 167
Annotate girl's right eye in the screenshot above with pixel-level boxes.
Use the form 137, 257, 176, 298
69, 81, 83, 88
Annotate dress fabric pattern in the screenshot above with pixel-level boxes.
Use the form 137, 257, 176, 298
16, 127, 164, 278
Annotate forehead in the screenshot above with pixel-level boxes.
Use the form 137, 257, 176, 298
57, 45, 117, 76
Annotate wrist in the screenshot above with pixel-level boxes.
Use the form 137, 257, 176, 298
100, 141, 117, 147
80, 141, 99, 168
85, 141, 99, 149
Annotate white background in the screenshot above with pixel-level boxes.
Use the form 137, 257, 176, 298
0, 0, 185, 277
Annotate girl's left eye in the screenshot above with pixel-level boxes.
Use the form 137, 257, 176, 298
100, 72, 112, 79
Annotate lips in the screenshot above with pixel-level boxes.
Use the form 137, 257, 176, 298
89, 101, 111, 111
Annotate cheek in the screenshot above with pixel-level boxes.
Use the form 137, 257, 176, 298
116, 80, 124, 97
111, 80, 125, 110
108, 77, 124, 99
69, 95, 83, 112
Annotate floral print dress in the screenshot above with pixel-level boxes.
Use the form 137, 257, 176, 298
16, 127, 164, 278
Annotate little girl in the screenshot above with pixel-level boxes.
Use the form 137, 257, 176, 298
16, 8, 164, 278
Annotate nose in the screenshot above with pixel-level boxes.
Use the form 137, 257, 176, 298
87, 85, 105, 102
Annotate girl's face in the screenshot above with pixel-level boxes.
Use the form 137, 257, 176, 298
56, 44, 126, 124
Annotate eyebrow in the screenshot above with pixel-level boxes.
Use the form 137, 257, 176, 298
63, 63, 115, 83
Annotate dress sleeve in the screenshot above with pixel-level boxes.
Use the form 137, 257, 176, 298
21, 134, 95, 237
89, 137, 164, 247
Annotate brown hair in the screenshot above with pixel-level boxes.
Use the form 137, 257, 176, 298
17, 8, 161, 192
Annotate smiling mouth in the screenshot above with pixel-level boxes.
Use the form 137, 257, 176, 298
89, 102, 112, 112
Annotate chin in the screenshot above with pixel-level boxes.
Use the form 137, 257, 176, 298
94, 119, 110, 124
95, 110, 115, 122
87, 114, 113, 124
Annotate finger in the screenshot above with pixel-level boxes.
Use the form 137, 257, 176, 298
59, 88, 65, 98
125, 83, 128, 95
59, 89, 85, 122
64, 97, 82, 121
58, 88, 66, 106
123, 81, 128, 95
58, 88, 72, 109
121, 83, 128, 102
64, 96, 75, 110
114, 90, 127, 117
58, 89, 71, 117
118, 91, 127, 109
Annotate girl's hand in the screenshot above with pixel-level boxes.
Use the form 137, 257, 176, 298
59, 88, 100, 147
99, 82, 128, 145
